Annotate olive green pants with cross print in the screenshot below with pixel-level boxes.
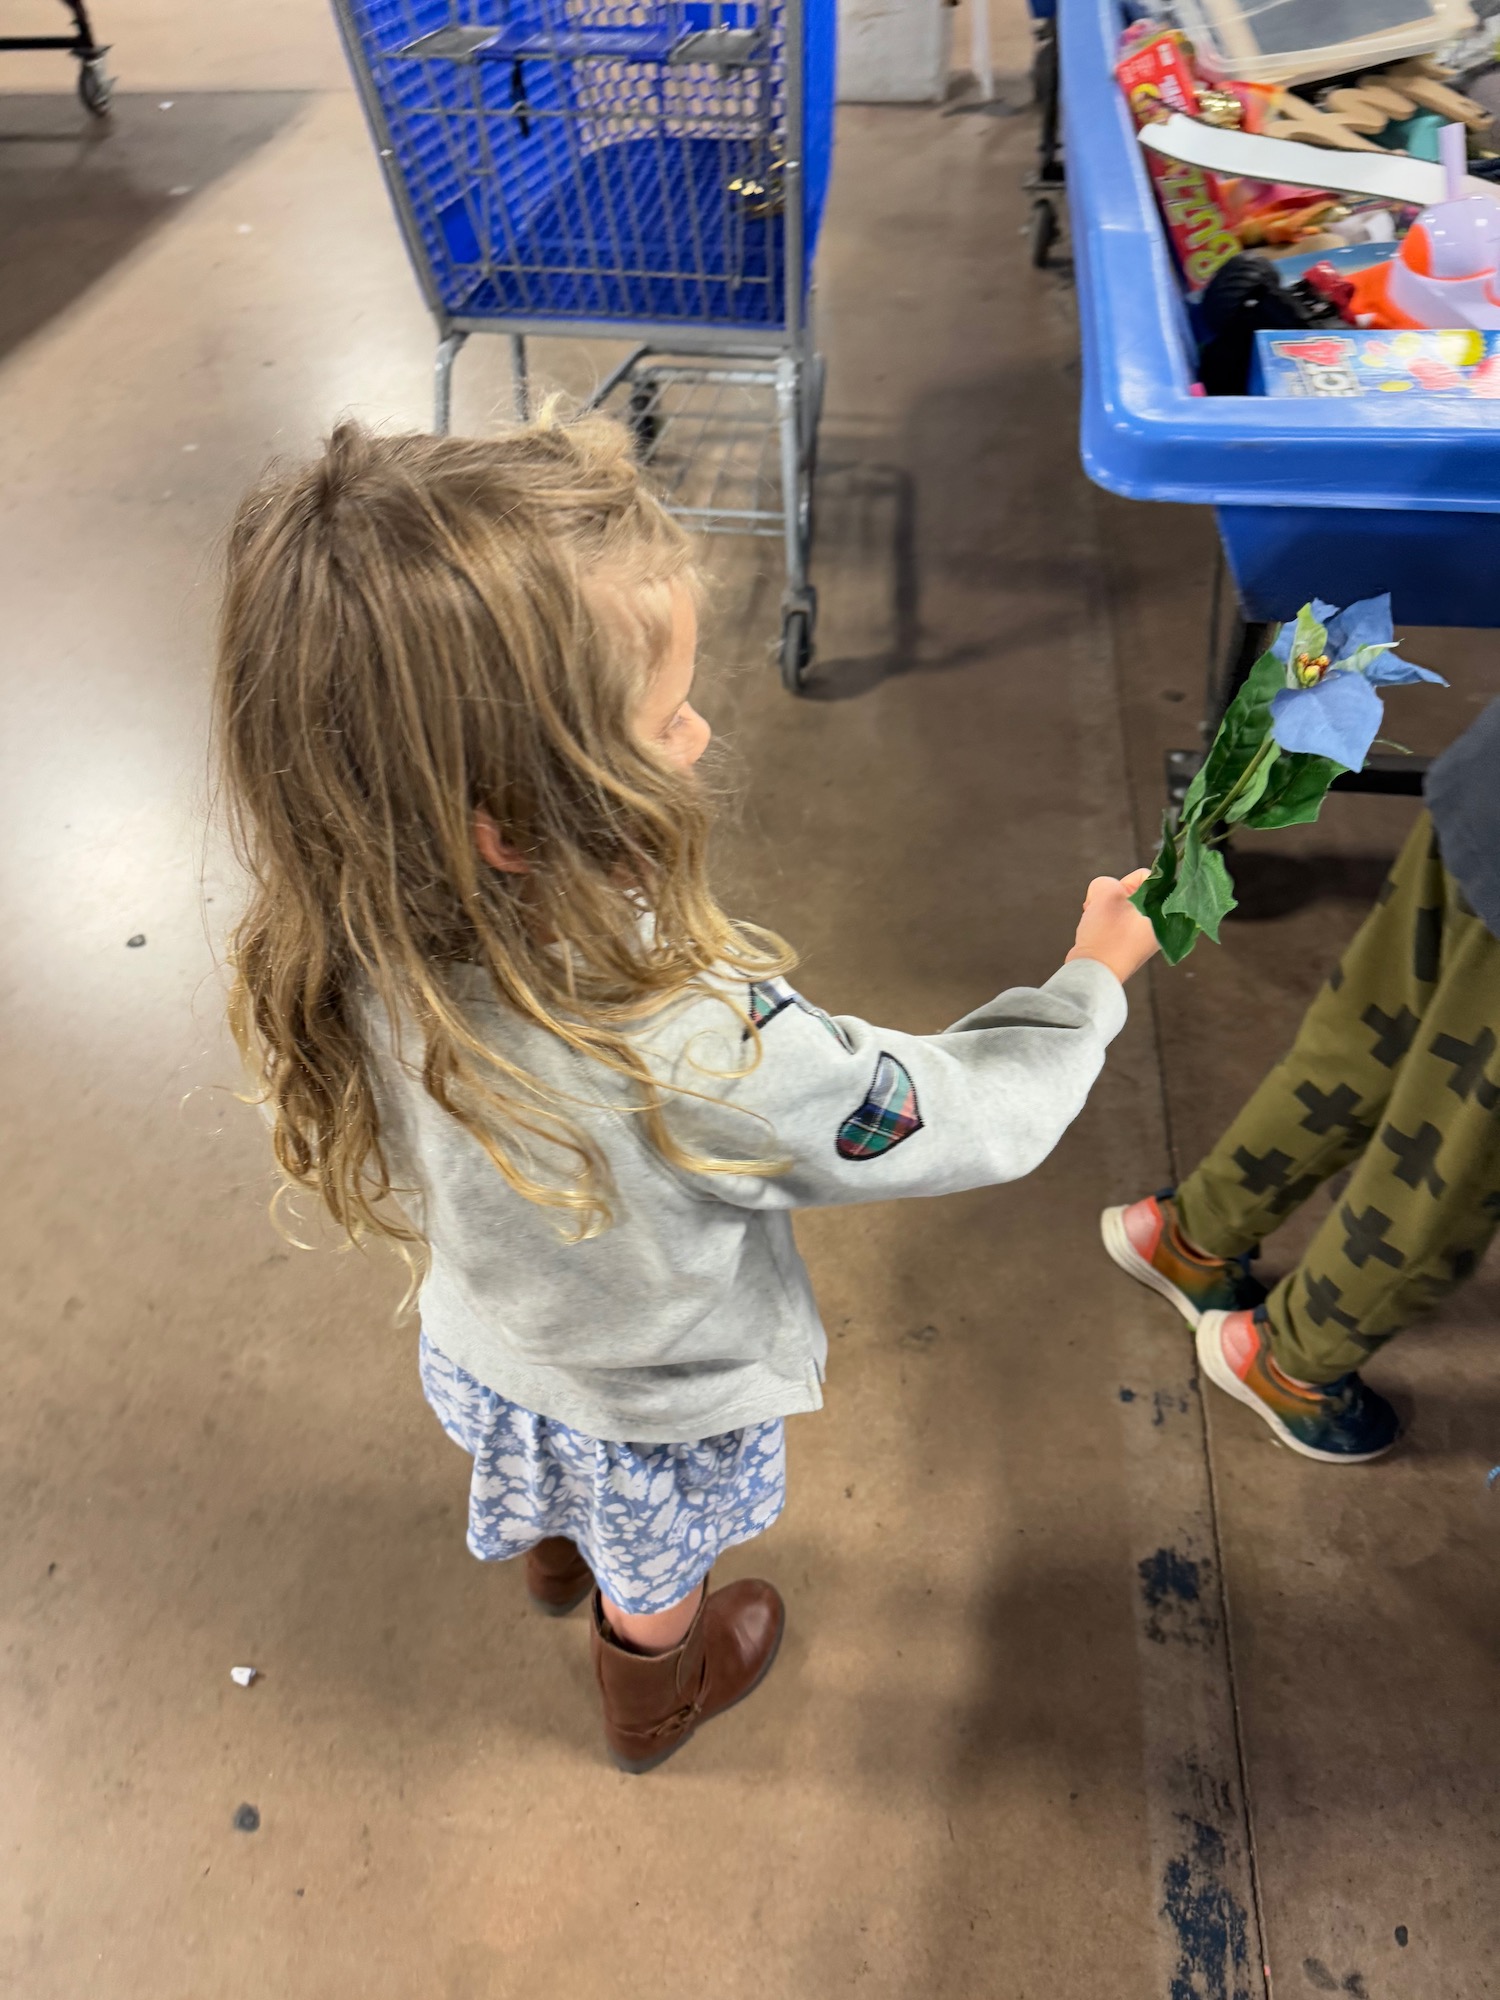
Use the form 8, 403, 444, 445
1174, 812, 1500, 1385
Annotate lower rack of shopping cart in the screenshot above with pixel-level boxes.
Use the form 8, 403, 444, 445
587, 343, 824, 692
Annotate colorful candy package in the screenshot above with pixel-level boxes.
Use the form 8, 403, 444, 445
1251, 328, 1500, 396
1115, 29, 1242, 295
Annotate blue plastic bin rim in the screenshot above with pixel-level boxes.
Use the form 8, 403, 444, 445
1064, 0, 1500, 515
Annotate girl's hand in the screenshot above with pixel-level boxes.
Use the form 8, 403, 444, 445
1065, 868, 1160, 984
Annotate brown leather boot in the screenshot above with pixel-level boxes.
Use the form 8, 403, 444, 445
525, 1536, 595, 1616
589, 1576, 785, 1774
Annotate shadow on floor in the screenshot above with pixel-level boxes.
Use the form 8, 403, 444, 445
1223, 848, 1395, 923
800, 455, 921, 701
0, 92, 309, 362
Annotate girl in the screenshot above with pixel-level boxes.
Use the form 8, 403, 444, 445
217, 413, 1157, 1774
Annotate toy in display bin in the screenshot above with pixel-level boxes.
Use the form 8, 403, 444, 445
1347, 121, 1500, 326
1109, 0, 1500, 387
1165, 0, 1477, 88
1116, 27, 1242, 293
1194, 251, 1352, 394
1110, 24, 1426, 303
1253, 327, 1500, 394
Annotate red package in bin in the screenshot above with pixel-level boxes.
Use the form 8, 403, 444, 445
1115, 26, 1199, 122
1301, 260, 1358, 322
1115, 29, 1240, 296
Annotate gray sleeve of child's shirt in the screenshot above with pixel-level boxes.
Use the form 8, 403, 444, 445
654, 957, 1128, 1211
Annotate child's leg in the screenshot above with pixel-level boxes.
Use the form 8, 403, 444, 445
585, 1420, 787, 1770
526, 1536, 595, 1615
1260, 866, 1500, 1383
591, 1576, 784, 1774
1175, 815, 1449, 1259
600, 1581, 704, 1653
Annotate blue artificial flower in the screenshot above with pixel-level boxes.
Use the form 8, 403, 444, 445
1268, 595, 1445, 769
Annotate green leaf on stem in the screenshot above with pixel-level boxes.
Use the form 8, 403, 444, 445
1163, 821, 1237, 942
1179, 652, 1285, 829
1223, 742, 1280, 824
1240, 750, 1345, 830
1131, 813, 1202, 967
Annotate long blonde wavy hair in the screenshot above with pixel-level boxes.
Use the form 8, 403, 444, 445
217, 411, 793, 1255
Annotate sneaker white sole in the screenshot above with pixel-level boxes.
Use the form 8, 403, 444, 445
1100, 1204, 1202, 1326
1194, 1312, 1395, 1465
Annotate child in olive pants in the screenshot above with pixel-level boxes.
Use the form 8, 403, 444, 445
1104, 698, 1500, 1463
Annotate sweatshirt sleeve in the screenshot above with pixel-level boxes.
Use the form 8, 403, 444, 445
652, 958, 1128, 1211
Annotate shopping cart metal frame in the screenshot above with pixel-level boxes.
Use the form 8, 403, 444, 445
1024, 0, 1063, 269
0, 0, 113, 116
332, 0, 828, 691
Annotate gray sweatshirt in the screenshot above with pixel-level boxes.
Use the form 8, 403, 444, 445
369, 956, 1127, 1443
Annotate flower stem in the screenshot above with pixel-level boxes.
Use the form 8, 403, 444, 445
1176, 734, 1277, 856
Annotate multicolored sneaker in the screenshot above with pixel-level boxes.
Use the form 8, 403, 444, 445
1196, 1310, 1399, 1464
1100, 1191, 1265, 1326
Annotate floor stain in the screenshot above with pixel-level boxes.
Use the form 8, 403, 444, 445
1138, 1547, 1219, 1648
1161, 1817, 1254, 2000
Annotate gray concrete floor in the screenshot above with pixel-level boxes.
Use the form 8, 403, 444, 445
1, 8, 1495, 1998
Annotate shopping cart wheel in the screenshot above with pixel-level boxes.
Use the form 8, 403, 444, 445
1029, 196, 1058, 270
779, 606, 814, 695
78, 53, 114, 118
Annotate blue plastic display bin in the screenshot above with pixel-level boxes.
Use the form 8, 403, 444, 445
1063, 0, 1500, 628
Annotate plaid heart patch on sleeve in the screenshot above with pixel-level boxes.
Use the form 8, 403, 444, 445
836, 1053, 924, 1161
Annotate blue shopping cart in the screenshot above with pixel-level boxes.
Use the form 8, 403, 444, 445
333, 0, 836, 689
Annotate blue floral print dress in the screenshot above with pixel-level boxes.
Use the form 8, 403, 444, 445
419, 1334, 787, 1615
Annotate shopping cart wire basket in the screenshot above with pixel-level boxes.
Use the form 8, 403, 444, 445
333, 0, 837, 689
